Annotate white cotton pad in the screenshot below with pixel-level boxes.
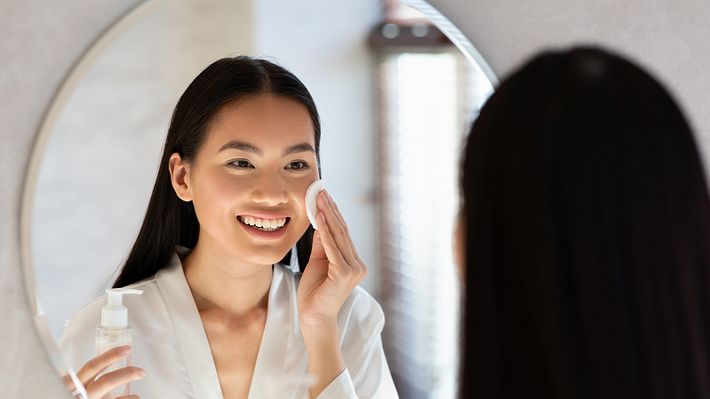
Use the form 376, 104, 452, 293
305, 179, 325, 229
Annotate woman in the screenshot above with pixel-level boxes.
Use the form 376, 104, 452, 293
457, 47, 710, 398
60, 56, 397, 399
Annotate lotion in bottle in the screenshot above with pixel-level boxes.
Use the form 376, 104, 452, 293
96, 288, 143, 396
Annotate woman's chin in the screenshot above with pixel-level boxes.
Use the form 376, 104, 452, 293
236, 245, 294, 266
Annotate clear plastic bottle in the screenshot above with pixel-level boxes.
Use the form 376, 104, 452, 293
96, 288, 143, 397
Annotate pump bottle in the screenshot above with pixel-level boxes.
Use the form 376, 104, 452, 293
96, 288, 143, 396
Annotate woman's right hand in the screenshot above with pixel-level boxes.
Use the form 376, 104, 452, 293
61, 345, 145, 399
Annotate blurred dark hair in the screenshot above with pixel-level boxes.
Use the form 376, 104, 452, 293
459, 47, 710, 398
113, 56, 321, 288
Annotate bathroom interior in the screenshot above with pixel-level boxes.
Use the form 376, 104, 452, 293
2, 0, 710, 398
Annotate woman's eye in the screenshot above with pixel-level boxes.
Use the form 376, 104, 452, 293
286, 161, 309, 170
229, 159, 254, 169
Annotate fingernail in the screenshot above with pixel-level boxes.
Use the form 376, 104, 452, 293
118, 345, 131, 355
137, 368, 147, 377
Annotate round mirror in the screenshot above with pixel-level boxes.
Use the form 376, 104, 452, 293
22, 0, 495, 397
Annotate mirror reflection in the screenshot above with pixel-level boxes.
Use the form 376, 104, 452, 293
28, 0, 493, 397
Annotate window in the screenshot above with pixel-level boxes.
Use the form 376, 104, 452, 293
371, 10, 493, 397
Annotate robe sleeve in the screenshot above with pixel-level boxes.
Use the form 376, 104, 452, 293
316, 369, 358, 398
316, 288, 399, 398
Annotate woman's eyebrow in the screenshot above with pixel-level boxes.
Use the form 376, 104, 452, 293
217, 140, 315, 156
218, 140, 261, 155
283, 143, 315, 156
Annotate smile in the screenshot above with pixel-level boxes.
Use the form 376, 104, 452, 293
237, 215, 290, 232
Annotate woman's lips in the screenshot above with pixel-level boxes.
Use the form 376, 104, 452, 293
238, 215, 288, 229
238, 210, 290, 219
236, 215, 290, 240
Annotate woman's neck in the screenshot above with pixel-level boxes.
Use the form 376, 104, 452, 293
182, 238, 273, 320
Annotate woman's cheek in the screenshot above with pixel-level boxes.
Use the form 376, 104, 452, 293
210, 171, 248, 200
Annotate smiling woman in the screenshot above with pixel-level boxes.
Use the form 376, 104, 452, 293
167, 94, 318, 270
58, 56, 398, 399
112, 59, 324, 289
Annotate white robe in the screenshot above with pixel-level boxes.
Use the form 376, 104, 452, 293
59, 248, 398, 398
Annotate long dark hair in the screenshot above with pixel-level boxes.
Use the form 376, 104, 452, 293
114, 56, 321, 288
459, 47, 710, 398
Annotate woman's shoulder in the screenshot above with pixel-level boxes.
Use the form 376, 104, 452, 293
342, 286, 384, 319
339, 285, 386, 334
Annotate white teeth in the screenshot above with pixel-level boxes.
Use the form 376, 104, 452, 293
239, 216, 288, 231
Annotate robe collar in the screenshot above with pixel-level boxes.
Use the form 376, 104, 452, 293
154, 247, 306, 398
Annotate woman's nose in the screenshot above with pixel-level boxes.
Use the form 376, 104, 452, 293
251, 175, 289, 206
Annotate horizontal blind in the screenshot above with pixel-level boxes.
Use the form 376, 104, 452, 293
377, 49, 491, 398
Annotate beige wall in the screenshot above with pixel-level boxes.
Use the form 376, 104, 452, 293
430, 0, 710, 179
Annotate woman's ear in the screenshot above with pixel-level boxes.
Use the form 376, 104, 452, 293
169, 152, 192, 202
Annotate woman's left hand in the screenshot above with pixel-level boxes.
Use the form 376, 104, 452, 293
297, 190, 368, 328
297, 190, 367, 397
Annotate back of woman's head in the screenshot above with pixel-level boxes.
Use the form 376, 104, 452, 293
114, 56, 321, 288
459, 47, 710, 398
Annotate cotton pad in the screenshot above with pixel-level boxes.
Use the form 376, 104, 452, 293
305, 179, 325, 229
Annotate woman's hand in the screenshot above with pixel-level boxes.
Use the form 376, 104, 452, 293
297, 190, 367, 398
61, 345, 145, 399
298, 190, 368, 327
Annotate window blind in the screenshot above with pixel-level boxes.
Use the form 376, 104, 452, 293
376, 48, 492, 398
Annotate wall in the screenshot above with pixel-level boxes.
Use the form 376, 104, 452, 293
430, 0, 710, 178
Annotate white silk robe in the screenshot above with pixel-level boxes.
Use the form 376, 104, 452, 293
59, 248, 398, 398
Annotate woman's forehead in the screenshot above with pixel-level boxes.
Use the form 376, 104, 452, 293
206, 94, 316, 150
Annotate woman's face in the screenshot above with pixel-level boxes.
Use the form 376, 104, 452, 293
173, 94, 319, 266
